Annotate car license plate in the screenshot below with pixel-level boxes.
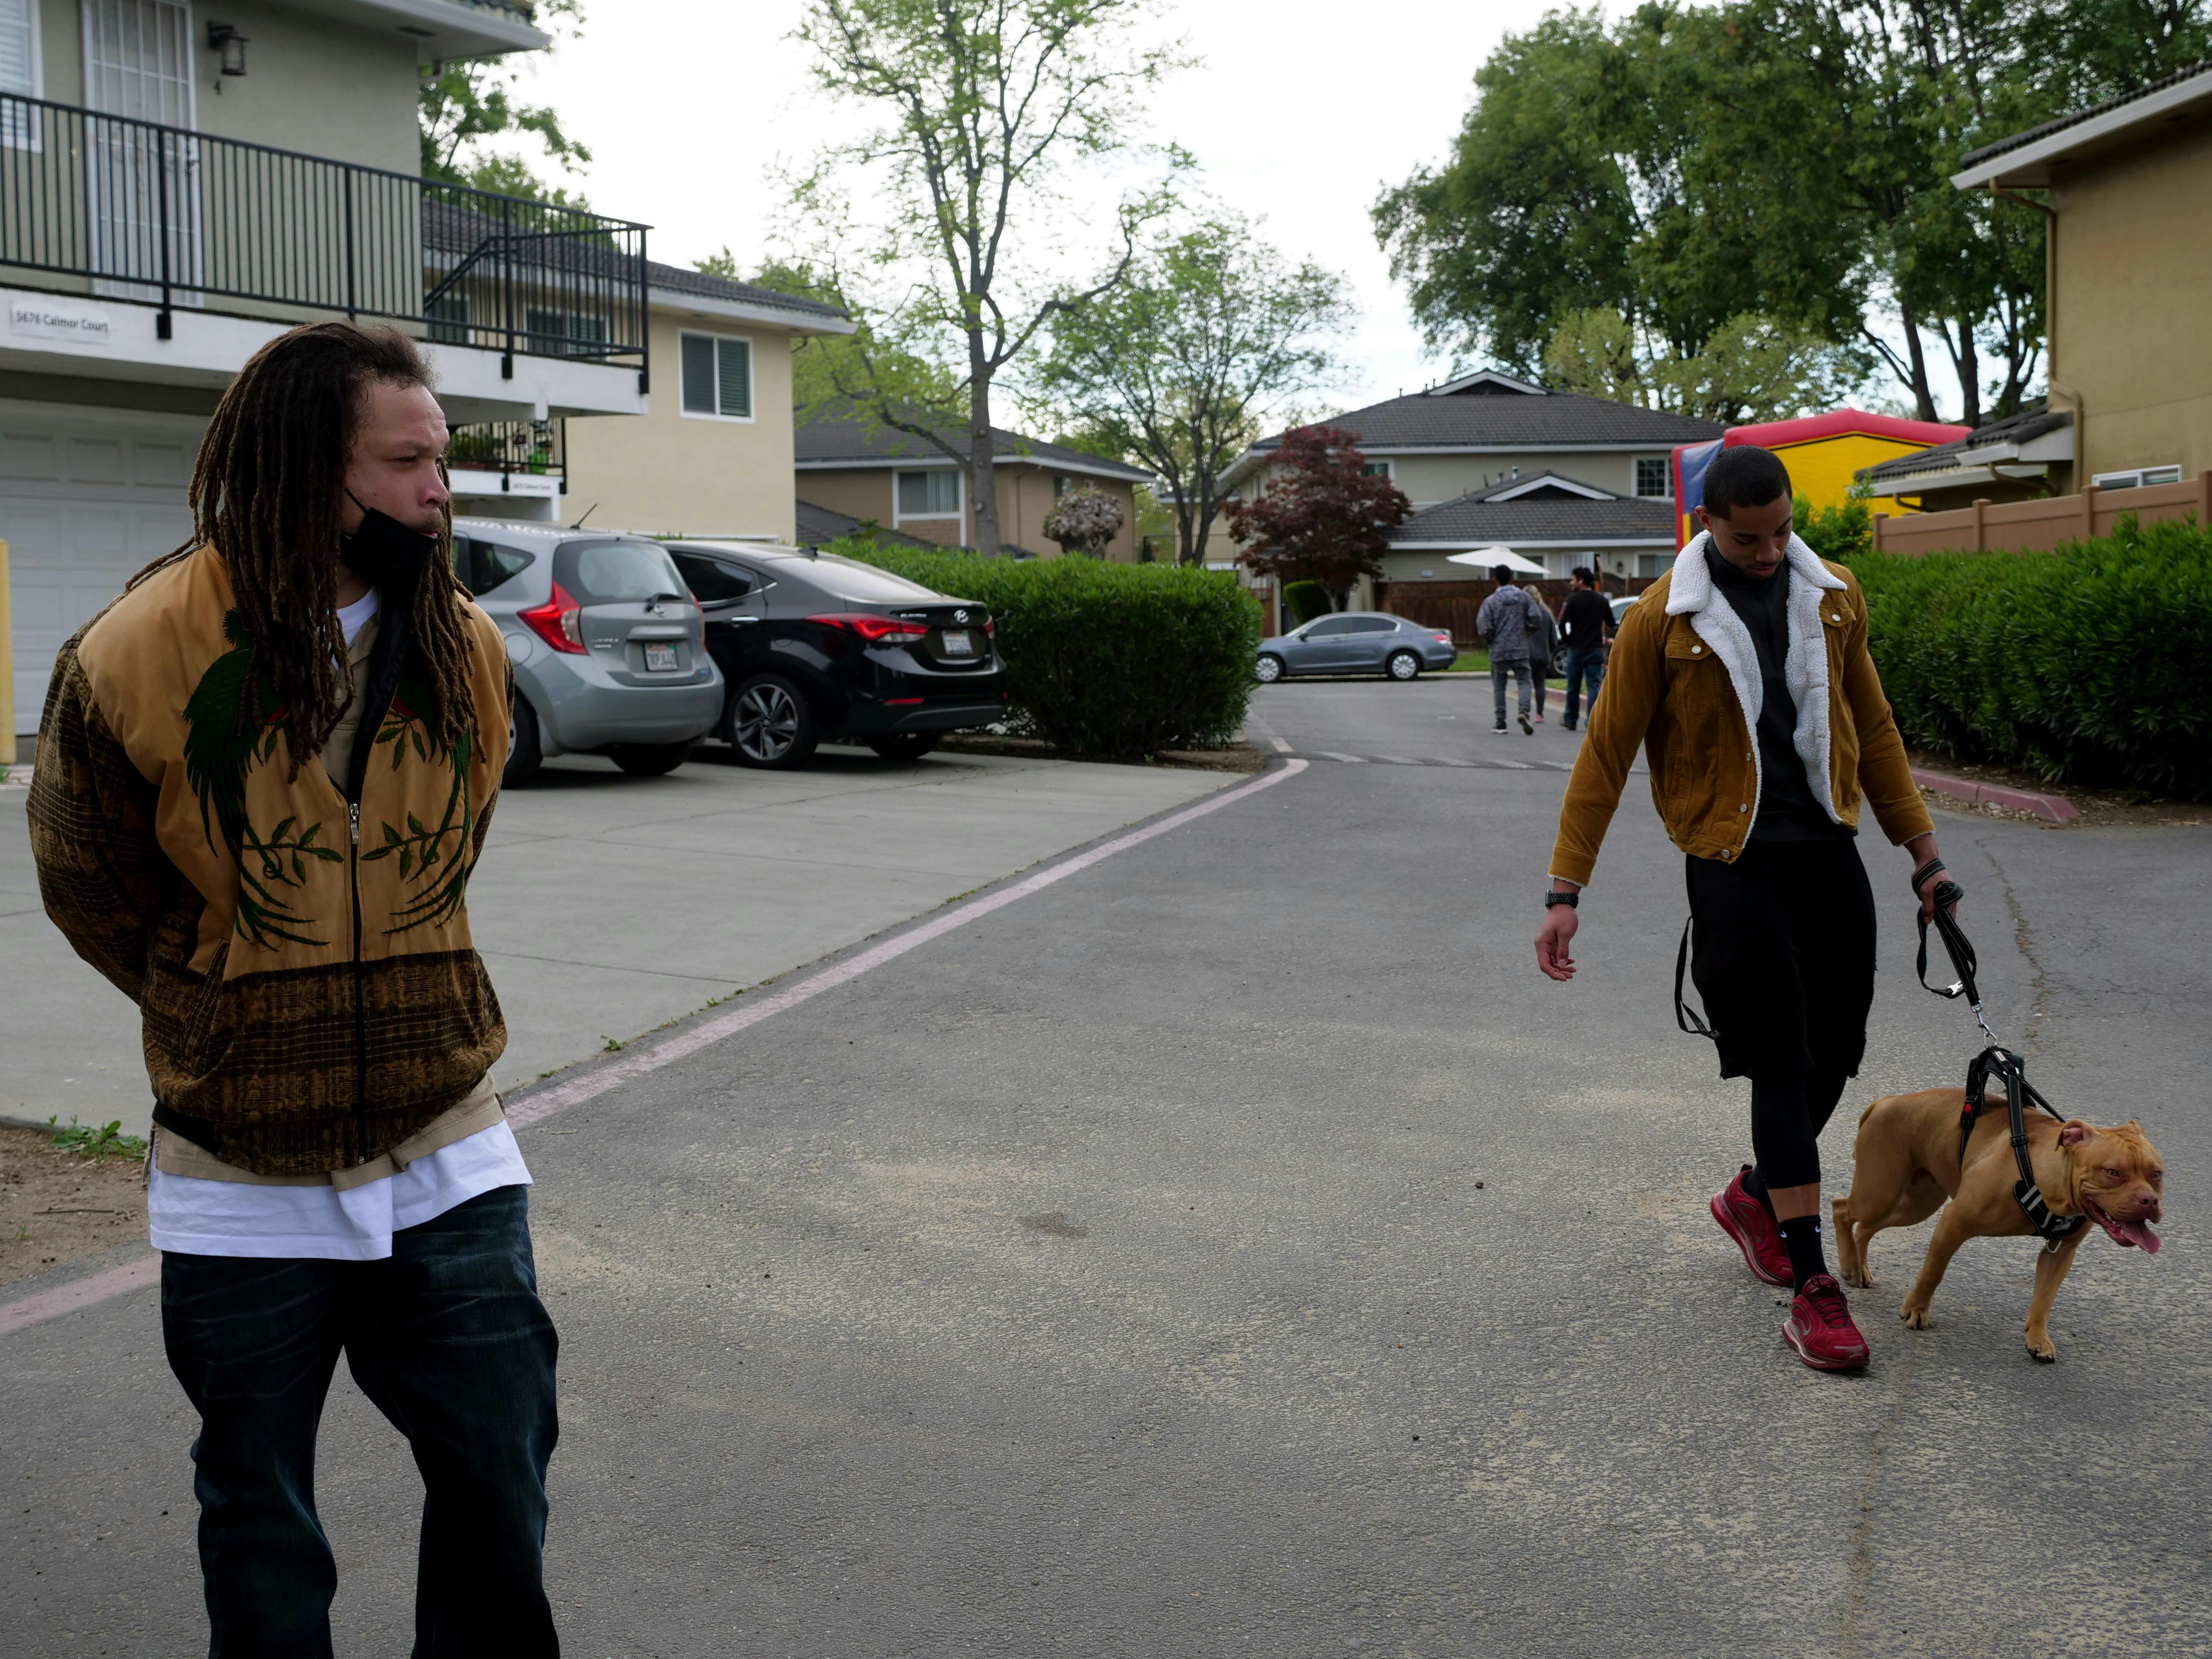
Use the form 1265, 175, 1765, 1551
940, 630, 974, 656
643, 643, 679, 672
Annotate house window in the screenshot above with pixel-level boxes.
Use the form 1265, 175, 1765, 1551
525, 308, 609, 360
1053, 474, 1071, 498
2092, 465, 2182, 491
0, 0, 38, 148
1635, 457, 1670, 498
427, 293, 470, 345
679, 332, 754, 420
1362, 460, 1393, 478
896, 469, 961, 518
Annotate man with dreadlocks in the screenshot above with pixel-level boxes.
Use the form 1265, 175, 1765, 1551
29, 321, 557, 1652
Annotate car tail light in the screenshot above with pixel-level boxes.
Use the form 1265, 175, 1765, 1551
808, 612, 928, 644
885, 697, 923, 706
518, 581, 586, 654
1433, 632, 1452, 643
983, 616, 995, 638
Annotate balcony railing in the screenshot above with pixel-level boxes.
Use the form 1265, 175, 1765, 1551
447, 418, 565, 480
0, 92, 648, 382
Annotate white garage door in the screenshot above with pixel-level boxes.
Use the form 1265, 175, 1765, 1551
2, 402, 200, 733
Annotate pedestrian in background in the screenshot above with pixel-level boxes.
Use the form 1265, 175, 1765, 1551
1477, 563, 1542, 734
1530, 589, 1560, 723
1558, 566, 1612, 732
28, 322, 558, 1654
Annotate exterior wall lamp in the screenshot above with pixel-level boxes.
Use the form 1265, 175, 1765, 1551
208, 23, 249, 76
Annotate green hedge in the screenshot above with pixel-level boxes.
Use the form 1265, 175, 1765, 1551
827, 538, 1261, 757
1846, 517, 2212, 798
1283, 579, 1331, 627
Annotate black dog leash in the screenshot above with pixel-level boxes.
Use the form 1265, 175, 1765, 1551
1916, 859, 2086, 1249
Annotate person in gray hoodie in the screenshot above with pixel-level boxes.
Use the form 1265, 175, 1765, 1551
1476, 564, 1542, 734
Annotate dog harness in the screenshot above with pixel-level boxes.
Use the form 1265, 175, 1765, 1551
1917, 874, 2088, 1250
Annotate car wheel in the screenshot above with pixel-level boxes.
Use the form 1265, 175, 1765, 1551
1255, 653, 1286, 684
1385, 649, 1420, 681
727, 674, 819, 768
608, 741, 693, 777
866, 732, 940, 762
503, 694, 544, 788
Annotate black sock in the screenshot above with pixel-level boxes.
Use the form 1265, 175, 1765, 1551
1776, 1214, 1828, 1292
1743, 1164, 1773, 1215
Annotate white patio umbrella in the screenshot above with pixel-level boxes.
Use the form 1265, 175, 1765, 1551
1445, 547, 1547, 576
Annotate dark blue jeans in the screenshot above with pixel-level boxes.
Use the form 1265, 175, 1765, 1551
1562, 646, 1607, 728
161, 1185, 559, 1658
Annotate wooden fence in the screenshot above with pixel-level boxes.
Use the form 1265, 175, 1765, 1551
1871, 474, 2212, 555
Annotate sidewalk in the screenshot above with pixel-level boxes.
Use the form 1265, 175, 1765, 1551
1, 744, 1228, 1137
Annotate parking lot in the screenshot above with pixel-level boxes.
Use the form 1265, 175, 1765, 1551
0, 743, 1229, 1138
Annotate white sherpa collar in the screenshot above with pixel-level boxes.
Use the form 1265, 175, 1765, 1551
1663, 532, 1847, 829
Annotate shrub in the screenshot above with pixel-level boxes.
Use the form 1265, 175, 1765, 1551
1794, 496, 1872, 562
827, 538, 1262, 757
1282, 579, 1331, 626
1846, 517, 2212, 798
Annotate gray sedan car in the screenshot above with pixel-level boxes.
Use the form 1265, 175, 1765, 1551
1255, 612, 1458, 682
452, 518, 725, 785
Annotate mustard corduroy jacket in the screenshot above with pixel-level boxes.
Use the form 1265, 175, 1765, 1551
1548, 534, 1932, 887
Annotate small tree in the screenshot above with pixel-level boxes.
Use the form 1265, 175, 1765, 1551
1042, 486, 1124, 558
1225, 427, 1411, 609
419, 0, 591, 202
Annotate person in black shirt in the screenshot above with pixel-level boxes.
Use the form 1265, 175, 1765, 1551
1557, 567, 1612, 731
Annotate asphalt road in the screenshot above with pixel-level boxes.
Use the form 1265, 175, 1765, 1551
5, 675, 2207, 1656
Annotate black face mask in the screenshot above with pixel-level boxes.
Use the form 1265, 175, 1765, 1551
339, 491, 439, 592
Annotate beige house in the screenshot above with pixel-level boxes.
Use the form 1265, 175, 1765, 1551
0, 0, 652, 738
1944, 61, 2212, 493
795, 413, 1151, 559
547, 266, 855, 541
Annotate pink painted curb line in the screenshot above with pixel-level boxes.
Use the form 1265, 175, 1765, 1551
0, 760, 1312, 1339
1911, 767, 2079, 823
0, 1254, 160, 1337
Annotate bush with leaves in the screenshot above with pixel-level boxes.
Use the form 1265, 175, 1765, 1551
1794, 496, 1873, 562
828, 538, 1260, 756
1847, 518, 2212, 798
1282, 579, 1332, 626
1041, 486, 1126, 558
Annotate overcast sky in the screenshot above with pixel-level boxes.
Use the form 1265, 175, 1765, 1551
525, 0, 1529, 419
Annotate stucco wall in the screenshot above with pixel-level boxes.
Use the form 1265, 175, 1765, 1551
562, 308, 798, 541
40, 0, 419, 173
797, 463, 1138, 557
2052, 116, 2212, 485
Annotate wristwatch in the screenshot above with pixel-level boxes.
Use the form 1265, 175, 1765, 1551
1544, 889, 1579, 908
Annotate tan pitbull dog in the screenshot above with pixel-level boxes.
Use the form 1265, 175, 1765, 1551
1832, 1087, 2164, 1362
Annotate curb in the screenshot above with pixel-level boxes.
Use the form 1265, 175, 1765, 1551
1912, 767, 2079, 823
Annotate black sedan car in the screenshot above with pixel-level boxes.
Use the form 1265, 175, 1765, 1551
664, 541, 1008, 768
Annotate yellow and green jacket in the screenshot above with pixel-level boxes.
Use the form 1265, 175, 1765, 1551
29, 546, 510, 1177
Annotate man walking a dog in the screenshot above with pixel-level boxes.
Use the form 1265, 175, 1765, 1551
1532, 446, 1953, 1371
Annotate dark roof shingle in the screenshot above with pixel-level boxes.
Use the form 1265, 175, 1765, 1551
794, 501, 938, 550
1959, 59, 2212, 169
647, 262, 851, 322
1246, 387, 1724, 457
1390, 492, 1677, 545
795, 414, 1151, 480
1858, 405, 2072, 483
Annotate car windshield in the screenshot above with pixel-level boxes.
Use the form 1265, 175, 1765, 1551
564, 540, 688, 604
807, 553, 946, 602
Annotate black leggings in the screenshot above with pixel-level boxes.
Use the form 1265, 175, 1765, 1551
1751, 1067, 1851, 1190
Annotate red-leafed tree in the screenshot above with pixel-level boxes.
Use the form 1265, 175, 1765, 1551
1224, 425, 1412, 609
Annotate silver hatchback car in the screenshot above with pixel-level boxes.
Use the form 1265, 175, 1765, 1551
452, 518, 724, 785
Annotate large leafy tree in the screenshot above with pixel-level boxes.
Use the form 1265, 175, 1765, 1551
1224, 428, 1412, 609
1031, 217, 1350, 566
419, 0, 591, 203
1373, 0, 2207, 425
785, 0, 1184, 554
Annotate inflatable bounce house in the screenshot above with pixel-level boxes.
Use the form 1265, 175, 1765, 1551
1671, 410, 1970, 547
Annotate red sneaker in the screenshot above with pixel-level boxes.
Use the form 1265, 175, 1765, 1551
1710, 1166, 1790, 1286
1783, 1274, 1871, 1371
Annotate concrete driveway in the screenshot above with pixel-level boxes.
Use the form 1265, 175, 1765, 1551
0, 744, 1229, 1137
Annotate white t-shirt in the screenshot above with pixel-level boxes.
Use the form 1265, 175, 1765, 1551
146, 584, 532, 1262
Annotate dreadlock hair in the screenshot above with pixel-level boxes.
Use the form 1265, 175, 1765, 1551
128, 320, 477, 774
